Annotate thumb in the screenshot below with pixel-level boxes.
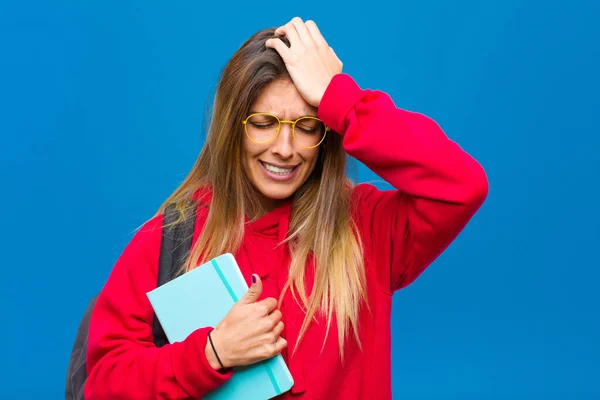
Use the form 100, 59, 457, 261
240, 274, 262, 304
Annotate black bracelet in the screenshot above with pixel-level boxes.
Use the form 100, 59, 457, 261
207, 331, 225, 369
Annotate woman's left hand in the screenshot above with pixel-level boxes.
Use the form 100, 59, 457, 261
266, 17, 343, 108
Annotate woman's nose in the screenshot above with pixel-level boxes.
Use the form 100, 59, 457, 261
270, 123, 294, 159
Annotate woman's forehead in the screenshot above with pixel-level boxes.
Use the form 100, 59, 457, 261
251, 80, 317, 118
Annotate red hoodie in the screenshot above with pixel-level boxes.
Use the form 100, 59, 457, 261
85, 73, 488, 399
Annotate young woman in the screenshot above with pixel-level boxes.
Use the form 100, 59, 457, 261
84, 18, 488, 399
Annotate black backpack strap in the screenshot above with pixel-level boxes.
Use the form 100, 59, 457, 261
152, 202, 197, 347
66, 294, 99, 400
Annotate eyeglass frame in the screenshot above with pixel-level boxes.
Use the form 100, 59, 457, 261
242, 112, 330, 149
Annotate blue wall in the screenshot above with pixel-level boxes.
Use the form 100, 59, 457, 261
1, 1, 598, 398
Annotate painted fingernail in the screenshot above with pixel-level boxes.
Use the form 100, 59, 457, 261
252, 275, 256, 284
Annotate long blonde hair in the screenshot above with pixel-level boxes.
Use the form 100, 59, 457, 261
156, 28, 367, 354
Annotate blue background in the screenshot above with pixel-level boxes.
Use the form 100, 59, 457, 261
1, 0, 598, 398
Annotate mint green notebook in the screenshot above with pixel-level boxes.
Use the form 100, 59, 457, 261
146, 253, 294, 399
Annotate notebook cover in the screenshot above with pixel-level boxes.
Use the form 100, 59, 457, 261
146, 253, 294, 399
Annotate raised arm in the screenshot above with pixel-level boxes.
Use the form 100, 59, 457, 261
319, 74, 489, 293
266, 19, 488, 293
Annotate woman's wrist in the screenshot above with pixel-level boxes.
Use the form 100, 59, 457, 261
205, 330, 226, 370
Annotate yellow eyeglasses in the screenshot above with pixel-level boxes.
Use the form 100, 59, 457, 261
242, 112, 329, 149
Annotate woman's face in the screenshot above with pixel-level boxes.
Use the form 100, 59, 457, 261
242, 79, 321, 212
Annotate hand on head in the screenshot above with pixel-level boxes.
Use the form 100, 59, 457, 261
266, 17, 343, 108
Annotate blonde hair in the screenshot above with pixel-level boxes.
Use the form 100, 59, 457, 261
156, 28, 367, 356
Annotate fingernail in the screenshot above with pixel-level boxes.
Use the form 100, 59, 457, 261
252, 275, 256, 284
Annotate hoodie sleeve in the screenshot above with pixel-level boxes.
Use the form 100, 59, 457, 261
84, 215, 232, 400
318, 74, 489, 294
